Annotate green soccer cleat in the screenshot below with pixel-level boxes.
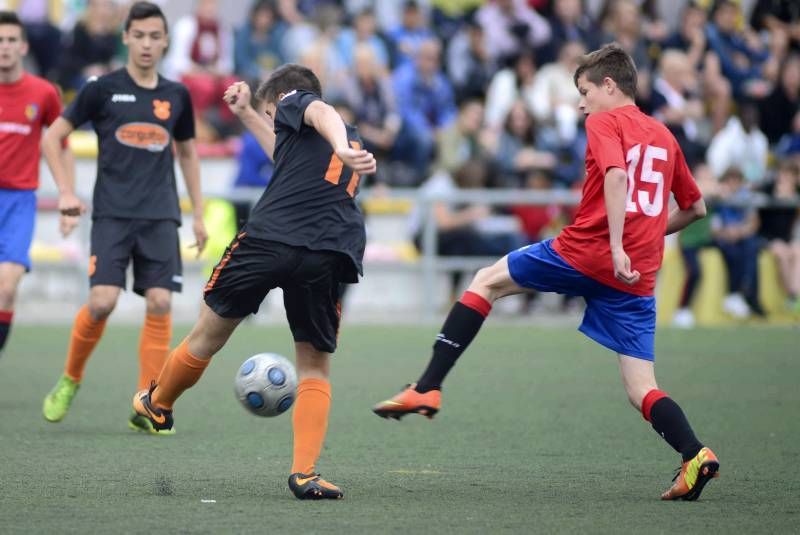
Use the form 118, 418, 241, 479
43, 374, 80, 422
128, 412, 176, 436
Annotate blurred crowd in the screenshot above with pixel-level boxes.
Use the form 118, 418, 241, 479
11, 0, 800, 319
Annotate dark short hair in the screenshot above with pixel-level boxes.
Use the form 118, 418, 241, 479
573, 43, 638, 99
0, 11, 26, 41
125, 1, 168, 33
255, 64, 322, 103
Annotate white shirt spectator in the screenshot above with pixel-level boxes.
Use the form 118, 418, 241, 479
476, 0, 551, 63
706, 116, 768, 183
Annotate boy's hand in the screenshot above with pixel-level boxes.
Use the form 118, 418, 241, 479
335, 147, 377, 175
223, 81, 252, 116
611, 246, 640, 285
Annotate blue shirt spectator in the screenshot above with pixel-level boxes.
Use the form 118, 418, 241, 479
234, 0, 287, 81
705, 1, 769, 99
234, 132, 273, 188
387, 0, 435, 66
335, 8, 390, 69
392, 48, 457, 136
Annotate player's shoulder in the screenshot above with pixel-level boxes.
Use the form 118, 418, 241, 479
584, 109, 620, 130
278, 89, 320, 107
155, 73, 191, 96
19, 72, 59, 96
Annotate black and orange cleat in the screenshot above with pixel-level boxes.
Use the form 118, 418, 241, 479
661, 447, 720, 501
131, 382, 174, 433
288, 473, 343, 500
372, 383, 441, 420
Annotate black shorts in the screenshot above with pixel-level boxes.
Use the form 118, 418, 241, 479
90, 218, 182, 295
204, 234, 347, 353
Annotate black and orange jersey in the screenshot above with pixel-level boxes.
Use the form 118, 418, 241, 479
245, 90, 366, 282
63, 68, 194, 222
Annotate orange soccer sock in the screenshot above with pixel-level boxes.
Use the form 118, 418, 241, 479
137, 313, 172, 390
150, 338, 210, 410
64, 305, 108, 383
291, 378, 332, 475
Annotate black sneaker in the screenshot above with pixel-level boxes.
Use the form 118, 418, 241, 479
288, 472, 343, 500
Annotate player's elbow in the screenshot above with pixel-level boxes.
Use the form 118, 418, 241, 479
692, 198, 707, 220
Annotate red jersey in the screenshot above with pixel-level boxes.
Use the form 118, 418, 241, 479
0, 73, 62, 190
553, 105, 701, 296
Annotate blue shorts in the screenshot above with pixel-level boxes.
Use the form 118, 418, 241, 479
507, 239, 656, 360
0, 189, 36, 271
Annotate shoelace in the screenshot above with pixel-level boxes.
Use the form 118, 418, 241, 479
671, 466, 681, 482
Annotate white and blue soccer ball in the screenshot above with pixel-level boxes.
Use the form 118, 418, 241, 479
234, 353, 297, 417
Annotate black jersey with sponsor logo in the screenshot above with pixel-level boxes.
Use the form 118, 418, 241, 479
63, 68, 194, 222
245, 90, 366, 282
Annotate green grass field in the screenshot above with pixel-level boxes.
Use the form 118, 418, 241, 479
1, 323, 798, 533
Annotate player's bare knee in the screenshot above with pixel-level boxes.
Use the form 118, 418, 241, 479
88, 297, 116, 320
469, 265, 504, 302
145, 294, 171, 315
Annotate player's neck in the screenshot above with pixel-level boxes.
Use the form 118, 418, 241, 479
610, 97, 636, 110
0, 65, 24, 84
126, 63, 159, 89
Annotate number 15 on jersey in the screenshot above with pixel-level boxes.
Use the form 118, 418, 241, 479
625, 143, 667, 217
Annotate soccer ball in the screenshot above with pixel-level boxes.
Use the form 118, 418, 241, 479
234, 353, 298, 417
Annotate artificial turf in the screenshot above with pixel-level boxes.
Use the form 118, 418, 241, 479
1, 323, 798, 533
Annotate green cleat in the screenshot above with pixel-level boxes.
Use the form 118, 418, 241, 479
43, 375, 80, 422
128, 412, 176, 436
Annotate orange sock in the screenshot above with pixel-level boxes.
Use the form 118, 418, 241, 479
291, 378, 332, 475
151, 338, 210, 410
138, 313, 172, 390
64, 305, 107, 382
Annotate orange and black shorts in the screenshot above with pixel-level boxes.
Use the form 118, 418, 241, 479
204, 233, 347, 353
90, 218, 182, 295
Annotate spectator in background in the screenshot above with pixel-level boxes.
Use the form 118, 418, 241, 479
296, 4, 349, 101
340, 44, 401, 185
434, 98, 489, 176
446, 18, 495, 103
409, 158, 526, 301
673, 164, 718, 328
336, 8, 390, 70
387, 0, 435, 67
749, 0, 800, 51
705, 0, 772, 100
392, 37, 457, 183
476, 0, 551, 65
758, 53, 800, 145
233, 0, 287, 83
165, 0, 236, 141
707, 103, 769, 184
484, 50, 538, 131
430, 0, 482, 42
510, 170, 563, 243
712, 167, 765, 318
651, 49, 706, 166
530, 41, 585, 145
600, 0, 653, 104
16, 0, 62, 79
759, 160, 800, 312
57, 0, 120, 92
662, 1, 733, 134
537, 0, 599, 65
487, 100, 556, 187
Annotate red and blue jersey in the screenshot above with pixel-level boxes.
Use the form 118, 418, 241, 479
0, 72, 62, 190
